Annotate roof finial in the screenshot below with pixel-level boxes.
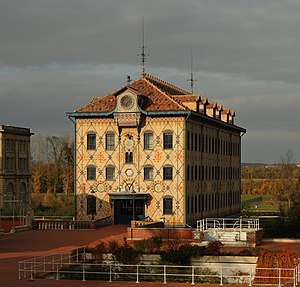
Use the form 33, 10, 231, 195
187, 49, 197, 93
138, 17, 149, 75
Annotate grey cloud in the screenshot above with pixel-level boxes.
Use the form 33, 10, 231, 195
1, 0, 300, 163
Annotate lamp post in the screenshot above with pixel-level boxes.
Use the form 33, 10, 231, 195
132, 190, 136, 221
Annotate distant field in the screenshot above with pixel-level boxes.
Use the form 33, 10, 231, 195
241, 194, 279, 212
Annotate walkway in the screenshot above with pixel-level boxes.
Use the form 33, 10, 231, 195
1, 226, 297, 287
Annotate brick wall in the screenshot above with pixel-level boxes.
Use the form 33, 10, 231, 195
127, 227, 194, 240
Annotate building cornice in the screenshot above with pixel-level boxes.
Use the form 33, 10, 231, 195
66, 109, 246, 134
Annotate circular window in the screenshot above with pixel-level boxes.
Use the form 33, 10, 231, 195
120, 95, 134, 110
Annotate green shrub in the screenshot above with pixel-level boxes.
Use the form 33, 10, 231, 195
112, 237, 141, 264
133, 236, 163, 254
92, 241, 107, 263
160, 244, 205, 265
205, 240, 223, 255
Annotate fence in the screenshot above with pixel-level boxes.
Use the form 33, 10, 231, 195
197, 218, 260, 232
19, 248, 300, 286
32, 215, 111, 230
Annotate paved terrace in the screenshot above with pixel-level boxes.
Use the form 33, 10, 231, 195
1, 225, 300, 287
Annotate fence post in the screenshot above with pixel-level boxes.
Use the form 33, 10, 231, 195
76, 248, 79, 263
43, 256, 46, 272
136, 265, 139, 283
52, 255, 55, 270
109, 264, 112, 282
30, 263, 33, 280
220, 267, 223, 285
69, 251, 71, 264
56, 263, 59, 280
294, 268, 296, 287
164, 265, 167, 284
61, 253, 63, 267
278, 268, 281, 287
192, 266, 195, 285
18, 261, 21, 280
249, 268, 252, 286
24, 261, 27, 278
82, 263, 85, 281
34, 258, 36, 274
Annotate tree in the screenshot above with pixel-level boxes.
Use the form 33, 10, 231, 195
278, 149, 299, 216
31, 133, 74, 195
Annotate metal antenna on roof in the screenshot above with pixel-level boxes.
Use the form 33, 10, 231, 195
137, 17, 149, 75
187, 49, 197, 93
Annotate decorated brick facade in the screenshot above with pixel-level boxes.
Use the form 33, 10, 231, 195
67, 73, 245, 226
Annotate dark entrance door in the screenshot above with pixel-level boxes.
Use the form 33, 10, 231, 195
87, 195, 96, 219
114, 199, 145, 224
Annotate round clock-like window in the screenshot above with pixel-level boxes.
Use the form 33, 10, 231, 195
120, 95, 134, 110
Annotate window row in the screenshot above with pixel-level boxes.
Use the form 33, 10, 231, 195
87, 166, 174, 181
186, 131, 240, 157
187, 190, 239, 215
5, 140, 28, 154
187, 165, 240, 181
87, 131, 174, 151
86, 196, 174, 215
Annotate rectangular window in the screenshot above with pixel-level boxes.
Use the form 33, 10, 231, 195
125, 152, 133, 163
87, 133, 96, 150
163, 197, 173, 214
10, 140, 15, 152
144, 132, 154, 150
5, 139, 10, 152
163, 132, 173, 149
163, 166, 173, 180
87, 166, 96, 180
106, 133, 115, 150
144, 166, 153, 180
106, 166, 115, 180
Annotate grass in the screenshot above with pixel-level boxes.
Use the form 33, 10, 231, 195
241, 194, 280, 212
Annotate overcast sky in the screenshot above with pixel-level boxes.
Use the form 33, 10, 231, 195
1, 0, 300, 163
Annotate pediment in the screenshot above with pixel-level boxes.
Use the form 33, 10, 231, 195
114, 88, 140, 113
113, 88, 141, 127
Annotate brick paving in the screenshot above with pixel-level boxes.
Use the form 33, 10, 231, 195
1, 226, 299, 287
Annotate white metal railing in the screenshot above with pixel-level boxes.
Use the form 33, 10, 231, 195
18, 246, 86, 280
18, 248, 299, 286
197, 218, 260, 232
